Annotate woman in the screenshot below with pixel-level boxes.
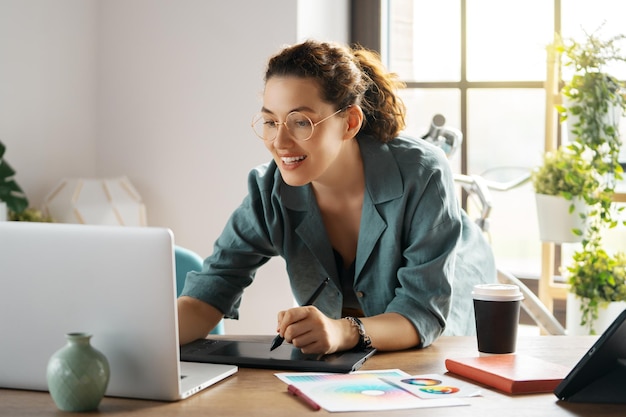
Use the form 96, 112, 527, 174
178, 40, 496, 354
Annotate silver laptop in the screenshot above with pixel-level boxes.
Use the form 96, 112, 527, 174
0, 221, 237, 401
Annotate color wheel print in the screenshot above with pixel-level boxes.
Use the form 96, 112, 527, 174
419, 385, 460, 394
400, 377, 460, 395
400, 377, 442, 386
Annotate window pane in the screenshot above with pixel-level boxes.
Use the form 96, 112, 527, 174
398, 88, 462, 170
562, 0, 626, 44
467, 89, 545, 170
561, 2, 626, 79
467, 89, 546, 276
466, 0, 553, 81
387, 0, 461, 81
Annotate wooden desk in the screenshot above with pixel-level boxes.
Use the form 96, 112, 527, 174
1, 336, 622, 416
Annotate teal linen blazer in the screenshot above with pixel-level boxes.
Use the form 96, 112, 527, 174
182, 134, 496, 347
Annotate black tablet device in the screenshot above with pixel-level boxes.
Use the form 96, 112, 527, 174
180, 338, 376, 373
554, 308, 626, 403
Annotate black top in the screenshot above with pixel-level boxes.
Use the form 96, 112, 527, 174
333, 249, 363, 317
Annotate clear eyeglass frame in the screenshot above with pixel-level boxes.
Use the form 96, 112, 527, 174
251, 106, 348, 142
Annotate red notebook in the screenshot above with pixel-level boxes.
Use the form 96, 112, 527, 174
444, 354, 570, 395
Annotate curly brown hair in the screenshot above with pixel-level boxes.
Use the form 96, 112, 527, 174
264, 40, 406, 143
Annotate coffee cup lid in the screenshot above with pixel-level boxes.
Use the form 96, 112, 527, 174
472, 284, 524, 301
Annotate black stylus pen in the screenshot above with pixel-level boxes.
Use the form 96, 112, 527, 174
270, 277, 330, 351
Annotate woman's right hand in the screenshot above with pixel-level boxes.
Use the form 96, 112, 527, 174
275, 306, 359, 355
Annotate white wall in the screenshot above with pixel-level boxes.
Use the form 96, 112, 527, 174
0, 0, 98, 199
0, 0, 349, 334
298, 0, 349, 42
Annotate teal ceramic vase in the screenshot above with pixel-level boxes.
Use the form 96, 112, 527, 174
46, 332, 110, 412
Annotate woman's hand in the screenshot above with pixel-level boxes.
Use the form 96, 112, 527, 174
276, 306, 358, 354
276, 308, 421, 354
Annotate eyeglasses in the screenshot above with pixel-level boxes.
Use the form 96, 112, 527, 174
251, 107, 348, 142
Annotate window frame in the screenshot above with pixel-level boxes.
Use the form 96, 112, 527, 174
350, 0, 561, 177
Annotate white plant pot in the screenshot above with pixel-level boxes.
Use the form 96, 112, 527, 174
566, 292, 626, 335
0, 201, 7, 221
535, 193, 586, 243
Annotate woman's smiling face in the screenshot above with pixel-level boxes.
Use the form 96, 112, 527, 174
260, 76, 348, 187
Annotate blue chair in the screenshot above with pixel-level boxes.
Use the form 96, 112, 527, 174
174, 245, 225, 335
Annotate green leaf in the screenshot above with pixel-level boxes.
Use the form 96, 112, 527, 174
0, 140, 29, 214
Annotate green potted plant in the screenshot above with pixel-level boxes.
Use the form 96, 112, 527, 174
0, 140, 29, 219
566, 233, 626, 334
551, 27, 626, 334
530, 141, 598, 243
0, 140, 52, 223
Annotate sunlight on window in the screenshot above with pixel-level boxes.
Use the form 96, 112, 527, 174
387, 0, 626, 279
467, 89, 546, 275
562, 0, 626, 42
397, 0, 461, 82
561, 1, 626, 79
466, 0, 553, 81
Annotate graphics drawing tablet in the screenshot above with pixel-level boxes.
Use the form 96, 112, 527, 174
554, 308, 626, 403
180, 338, 376, 373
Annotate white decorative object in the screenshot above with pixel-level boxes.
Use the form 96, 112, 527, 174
0, 201, 6, 221
42, 177, 147, 226
535, 193, 587, 243
566, 292, 626, 335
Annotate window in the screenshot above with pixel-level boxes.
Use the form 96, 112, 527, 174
381, 0, 626, 279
